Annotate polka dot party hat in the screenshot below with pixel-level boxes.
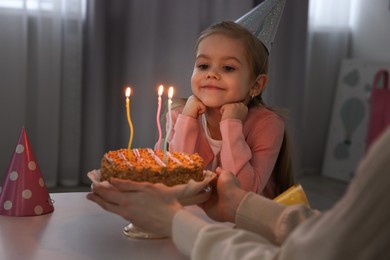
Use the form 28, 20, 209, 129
0, 127, 54, 216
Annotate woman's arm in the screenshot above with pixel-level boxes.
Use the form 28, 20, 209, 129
173, 193, 318, 259
172, 209, 281, 259
235, 192, 319, 245
175, 128, 390, 260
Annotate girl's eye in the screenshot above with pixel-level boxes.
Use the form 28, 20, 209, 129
223, 66, 235, 72
197, 64, 209, 70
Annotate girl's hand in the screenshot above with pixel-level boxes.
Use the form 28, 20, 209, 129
220, 102, 248, 121
182, 95, 206, 119
199, 168, 247, 223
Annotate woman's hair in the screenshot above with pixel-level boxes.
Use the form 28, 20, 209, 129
172, 21, 295, 195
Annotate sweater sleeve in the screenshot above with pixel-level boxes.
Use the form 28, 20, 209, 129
278, 126, 390, 260
172, 193, 318, 258
219, 113, 284, 194
235, 192, 319, 245
168, 111, 200, 153
172, 209, 281, 260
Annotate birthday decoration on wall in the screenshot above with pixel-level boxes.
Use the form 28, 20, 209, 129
333, 97, 365, 160
0, 127, 54, 216
322, 59, 390, 182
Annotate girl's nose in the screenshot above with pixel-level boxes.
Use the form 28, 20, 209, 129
206, 71, 220, 80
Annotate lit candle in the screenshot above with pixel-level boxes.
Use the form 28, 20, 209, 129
156, 85, 164, 150
125, 87, 134, 159
163, 86, 174, 163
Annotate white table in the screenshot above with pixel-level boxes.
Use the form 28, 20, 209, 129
0, 192, 214, 260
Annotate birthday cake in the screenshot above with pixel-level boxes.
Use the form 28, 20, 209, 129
100, 148, 204, 186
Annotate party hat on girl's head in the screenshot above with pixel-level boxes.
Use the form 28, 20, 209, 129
0, 127, 54, 216
235, 0, 286, 53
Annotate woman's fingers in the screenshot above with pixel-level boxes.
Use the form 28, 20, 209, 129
109, 178, 153, 192
86, 192, 129, 220
91, 181, 137, 207
179, 186, 212, 206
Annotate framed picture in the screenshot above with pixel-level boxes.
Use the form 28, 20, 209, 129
322, 59, 390, 182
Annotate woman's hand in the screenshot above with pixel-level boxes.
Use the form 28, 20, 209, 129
199, 168, 247, 223
220, 102, 248, 121
182, 95, 206, 119
86, 179, 183, 237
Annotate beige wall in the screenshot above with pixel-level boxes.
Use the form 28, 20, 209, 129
351, 0, 390, 60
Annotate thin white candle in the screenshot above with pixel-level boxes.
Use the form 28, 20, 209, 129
163, 86, 174, 163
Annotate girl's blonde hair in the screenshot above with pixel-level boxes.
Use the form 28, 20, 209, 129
179, 21, 295, 196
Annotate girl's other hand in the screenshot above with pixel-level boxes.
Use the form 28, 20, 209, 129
182, 95, 206, 119
220, 102, 248, 121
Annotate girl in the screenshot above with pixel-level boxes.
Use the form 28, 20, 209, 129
167, 21, 294, 198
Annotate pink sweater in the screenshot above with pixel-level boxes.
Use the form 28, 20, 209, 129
168, 106, 284, 197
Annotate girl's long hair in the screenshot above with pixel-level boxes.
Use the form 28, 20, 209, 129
194, 21, 295, 195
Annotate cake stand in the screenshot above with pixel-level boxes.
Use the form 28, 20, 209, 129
123, 223, 167, 239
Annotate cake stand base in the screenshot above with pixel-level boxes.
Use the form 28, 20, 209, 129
123, 223, 167, 239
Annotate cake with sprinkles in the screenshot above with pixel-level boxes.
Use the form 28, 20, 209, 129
100, 148, 204, 186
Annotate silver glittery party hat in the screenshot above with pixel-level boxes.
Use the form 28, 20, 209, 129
236, 0, 286, 53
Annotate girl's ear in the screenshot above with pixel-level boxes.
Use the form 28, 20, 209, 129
250, 74, 268, 97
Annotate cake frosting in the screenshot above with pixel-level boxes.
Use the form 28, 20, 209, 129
100, 148, 204, 186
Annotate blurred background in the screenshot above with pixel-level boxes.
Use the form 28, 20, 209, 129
0, 0, 389, 203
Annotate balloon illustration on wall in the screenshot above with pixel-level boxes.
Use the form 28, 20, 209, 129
333, 97, 365, 160
342, 69, 359, 87
322, 61, 389, 182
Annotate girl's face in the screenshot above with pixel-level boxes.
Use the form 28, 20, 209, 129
191, 34, 255, 109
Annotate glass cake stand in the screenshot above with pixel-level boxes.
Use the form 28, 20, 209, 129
122, 183, 212, 239
123, 223, 167, 239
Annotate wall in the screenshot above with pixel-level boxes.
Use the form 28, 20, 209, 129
318, 0, 390, 180
302, 0, 390, 178
351, 0, 390, 60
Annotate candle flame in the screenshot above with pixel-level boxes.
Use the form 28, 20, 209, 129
158, 85, 164, 96
125, 87, 131, 98
168, 86, 174, 99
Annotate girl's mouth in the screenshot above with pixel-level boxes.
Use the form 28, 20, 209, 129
201, 85, 224, 90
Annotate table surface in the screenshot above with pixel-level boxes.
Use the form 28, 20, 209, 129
0, 192, 215, 260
